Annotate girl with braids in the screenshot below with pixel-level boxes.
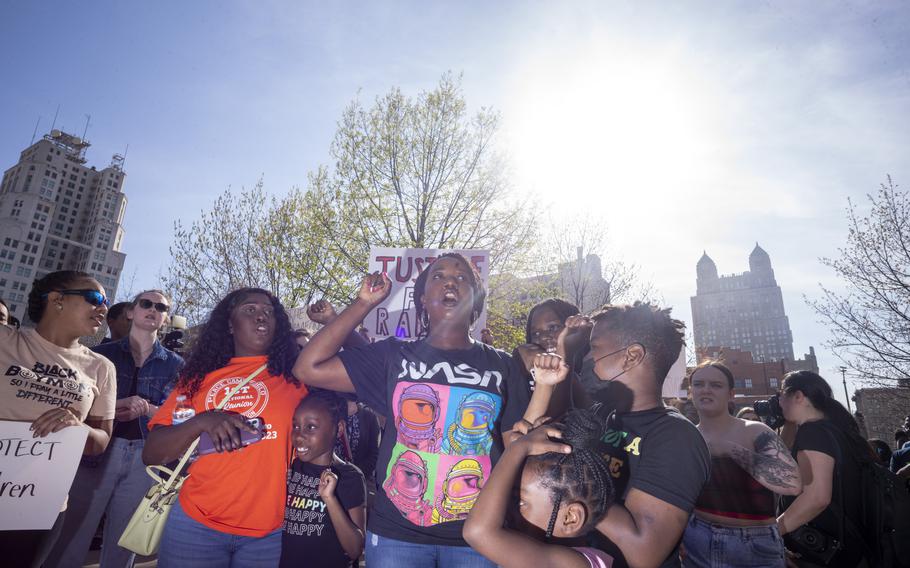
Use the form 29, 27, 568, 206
143, 287, 307, 567
463, 407, 615, 568
776, 371, 875, 567
0, 271, 116, 567
295, 253, 531, 568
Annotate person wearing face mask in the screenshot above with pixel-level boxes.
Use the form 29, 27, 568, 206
142, 288, 308, 567
0, 271, 117, 568
46, 290, 184, 568
524, 302, 710, 568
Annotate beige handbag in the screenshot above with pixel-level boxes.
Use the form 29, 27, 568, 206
118, 364, 267, 556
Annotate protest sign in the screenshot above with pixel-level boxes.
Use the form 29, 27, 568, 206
0, 420, 88, 530
365, 247, 490, 342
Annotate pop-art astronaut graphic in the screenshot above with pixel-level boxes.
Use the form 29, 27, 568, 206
395, 383, 442, 452
441, 391, 496, 455
431, 458, 484, 524
383, 449, 433, 526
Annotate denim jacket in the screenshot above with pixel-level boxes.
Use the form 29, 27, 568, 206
92, 336, 184, 437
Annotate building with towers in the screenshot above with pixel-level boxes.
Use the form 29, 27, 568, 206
691, 244, 795, 363
0, 129, 127, 324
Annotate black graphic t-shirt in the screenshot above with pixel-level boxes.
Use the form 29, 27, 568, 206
280, 459, 366, 568
593, 406, 710, 568
339, 337, 530, 546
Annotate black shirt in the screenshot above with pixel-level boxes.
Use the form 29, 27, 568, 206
280, 459, 366, 568
781, 419, 865, 567
338, 337, 530, 546
593, 406, 711, 568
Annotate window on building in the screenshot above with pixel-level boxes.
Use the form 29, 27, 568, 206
769, 378, 778, 389
744, 379, 753, 389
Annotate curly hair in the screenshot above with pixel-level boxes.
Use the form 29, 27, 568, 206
178, 287, 300, 398
591, 301, 685, 387
413, 252, 486, 337
526, 406, 615, 537
27, 270, 94, 323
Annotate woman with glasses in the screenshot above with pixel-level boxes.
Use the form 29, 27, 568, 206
0, 270, 117, 568
47, 289, 184, 568
776, 371, 875, 567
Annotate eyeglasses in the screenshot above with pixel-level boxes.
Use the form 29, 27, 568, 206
46, 289, 110, 308
137, 298, 169, 313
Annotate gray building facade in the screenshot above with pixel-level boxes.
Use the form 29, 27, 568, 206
0, 130, 127, 323
690, 244, 795, 362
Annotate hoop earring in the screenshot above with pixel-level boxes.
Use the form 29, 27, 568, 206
420, 311, 430, 330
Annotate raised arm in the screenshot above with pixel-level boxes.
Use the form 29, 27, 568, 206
293, 274, 391, 392
726, 425, 802, 496
463, 426, 588, 568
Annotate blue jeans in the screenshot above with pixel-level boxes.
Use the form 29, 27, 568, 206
46, 437, 153, 568
157, 500, 282, 568
365, 531, 496, 568
682, 516, 785, 568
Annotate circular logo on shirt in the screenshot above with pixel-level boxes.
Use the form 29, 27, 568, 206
204, 376, 269, 417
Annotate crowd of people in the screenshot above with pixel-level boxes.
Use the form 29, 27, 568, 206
0, 254, 907, 568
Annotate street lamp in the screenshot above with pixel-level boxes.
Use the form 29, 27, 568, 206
838, 366, 852, 413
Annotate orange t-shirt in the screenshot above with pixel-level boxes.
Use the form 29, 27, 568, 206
149, 356, 308, 537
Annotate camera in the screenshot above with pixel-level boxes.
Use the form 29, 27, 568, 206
754, 394, 785, 429
162, 329, 185, 352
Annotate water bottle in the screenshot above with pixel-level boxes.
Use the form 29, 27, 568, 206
173, 395, 195, 425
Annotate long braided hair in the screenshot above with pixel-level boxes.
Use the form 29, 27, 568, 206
526, 405, 615, 538
178, 287, 300, 398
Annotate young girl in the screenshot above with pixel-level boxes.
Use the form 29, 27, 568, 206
463, 407, 615, 568
294, 253, 531, 568
280, 389, 366, 568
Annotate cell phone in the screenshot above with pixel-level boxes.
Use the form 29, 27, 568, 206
197, 417, 264, 455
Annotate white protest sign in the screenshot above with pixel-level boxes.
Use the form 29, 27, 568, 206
365, 247, 490, 342
0, 421, 88, 530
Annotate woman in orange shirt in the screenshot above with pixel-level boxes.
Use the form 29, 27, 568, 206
142, 287, 307, 568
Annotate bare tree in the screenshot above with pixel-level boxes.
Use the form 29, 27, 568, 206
305, 72, 536, 292
808, 176, 910, 398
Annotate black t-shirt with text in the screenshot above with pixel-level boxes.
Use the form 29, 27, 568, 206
338, 337, 530, 546
280, 459, 366, 568
593, 406, 711, 568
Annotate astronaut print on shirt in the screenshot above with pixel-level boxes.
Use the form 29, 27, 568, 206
383, 382, 502, 526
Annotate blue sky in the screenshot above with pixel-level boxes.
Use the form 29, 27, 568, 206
2, 1, 909, 405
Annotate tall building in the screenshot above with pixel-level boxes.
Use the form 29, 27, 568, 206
690, 244, 794, 362
0, 129, 127, 324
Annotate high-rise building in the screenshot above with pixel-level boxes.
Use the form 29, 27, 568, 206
0, 129, 127, 324
690, 244, 794, 362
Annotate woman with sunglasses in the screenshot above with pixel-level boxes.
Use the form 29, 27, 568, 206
47, 289, 184, 568
776, 371, 876, 567
0, 270, 117, 568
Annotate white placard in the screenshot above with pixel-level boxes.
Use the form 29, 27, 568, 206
0, 421, 88, 530
365, 247, 490, 342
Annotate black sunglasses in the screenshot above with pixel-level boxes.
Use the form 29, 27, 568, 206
45, 289, 110, 308
137, 298, 169, 313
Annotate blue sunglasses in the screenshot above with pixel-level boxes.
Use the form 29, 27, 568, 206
44, 289, 110, 308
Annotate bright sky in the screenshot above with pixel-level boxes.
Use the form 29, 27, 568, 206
2, 1, 909, 406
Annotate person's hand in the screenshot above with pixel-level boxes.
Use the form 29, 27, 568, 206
115, 395, 151, 422
785, 549, 801, 568
532, 353, 570, 387
30, 407, 81, 437
516, 343, 544, 372
506, 416, 551, 445
513, 421, 571, 457
556, 315, 593, 359
318, 469, 339, 501
356, 272, 392, 308
196, 411, 259, 453
307, 300, 338, 326
480, 328, 494, 346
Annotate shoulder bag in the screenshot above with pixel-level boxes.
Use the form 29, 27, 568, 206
118, 363, 267, 556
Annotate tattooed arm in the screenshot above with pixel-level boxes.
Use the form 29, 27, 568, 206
727, 425, 803, 496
